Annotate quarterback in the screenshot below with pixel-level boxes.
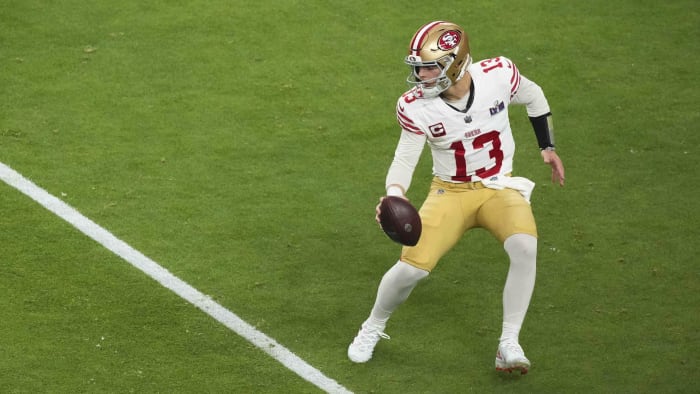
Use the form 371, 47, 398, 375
348, 21, 565, 374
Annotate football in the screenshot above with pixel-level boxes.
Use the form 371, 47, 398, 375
378, 196, 422, 246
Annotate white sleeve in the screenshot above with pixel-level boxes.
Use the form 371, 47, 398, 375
511, 74, 551, 117
385, 130, 426, 195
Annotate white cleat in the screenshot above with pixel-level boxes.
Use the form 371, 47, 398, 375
495, 341, 531, 374
347, 321, 390, 363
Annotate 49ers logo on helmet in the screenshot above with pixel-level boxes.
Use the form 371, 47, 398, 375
438, 30, 460, 50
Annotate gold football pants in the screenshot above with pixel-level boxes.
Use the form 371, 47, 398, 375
401, 177, 538, 272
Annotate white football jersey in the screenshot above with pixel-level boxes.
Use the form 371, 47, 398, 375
388, 56, 549, 191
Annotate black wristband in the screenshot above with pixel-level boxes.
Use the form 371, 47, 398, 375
529, 112, 555, 150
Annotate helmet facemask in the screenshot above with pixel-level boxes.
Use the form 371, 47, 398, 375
404, 21, 472, 99
405, 55, 456, 99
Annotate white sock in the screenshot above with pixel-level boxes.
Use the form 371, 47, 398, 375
367, 260, 429, 327
500, 233, 537, 343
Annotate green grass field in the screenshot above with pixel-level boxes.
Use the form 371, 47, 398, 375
1, 0, 698, 392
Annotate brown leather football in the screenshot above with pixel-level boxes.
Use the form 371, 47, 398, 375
378, 196, 422, 246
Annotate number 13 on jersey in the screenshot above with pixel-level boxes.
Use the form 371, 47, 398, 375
449, 130, 503, 182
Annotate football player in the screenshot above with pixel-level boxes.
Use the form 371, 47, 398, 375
348, 21, 565, 374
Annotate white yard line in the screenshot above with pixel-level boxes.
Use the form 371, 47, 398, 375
0, 162, 352, 394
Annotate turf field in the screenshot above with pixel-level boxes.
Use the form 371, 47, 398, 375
1, 0, 698, 392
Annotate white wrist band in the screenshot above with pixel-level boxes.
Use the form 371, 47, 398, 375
386, 185, 405, 197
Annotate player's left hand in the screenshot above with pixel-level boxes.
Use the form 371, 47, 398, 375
541, 150, 565, 186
